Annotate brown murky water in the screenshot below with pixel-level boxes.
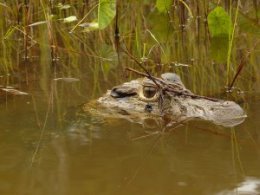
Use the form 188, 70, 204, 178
0, 63, 260, 195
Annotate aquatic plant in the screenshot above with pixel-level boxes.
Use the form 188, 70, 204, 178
0, 0, 259, 95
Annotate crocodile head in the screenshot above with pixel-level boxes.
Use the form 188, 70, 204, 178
84, 73, 246, 128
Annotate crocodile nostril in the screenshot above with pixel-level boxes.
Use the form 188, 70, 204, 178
144, 104, 153, 113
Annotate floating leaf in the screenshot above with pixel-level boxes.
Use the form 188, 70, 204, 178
156, 0, 172, 13
79, 22, 96, 28
29, 15, 55, 27
207, 6, 232, 37
53, 77, 80, 83
28, 21, 47, 27
98, 0, 116, 29
57, 3, 71, 10
63, 16, 77, 23
172, 62, 190, 67
80, 22, 99, 32
1, 88, 29, 95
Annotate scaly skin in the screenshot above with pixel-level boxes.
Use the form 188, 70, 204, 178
83, 73, 246, 127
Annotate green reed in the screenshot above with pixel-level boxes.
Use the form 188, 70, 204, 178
0, 0, 259, 96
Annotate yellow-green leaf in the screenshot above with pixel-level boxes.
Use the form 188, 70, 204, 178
80, 22, 99, 32
57, 3, 71, 10
156, 0, 172, 13
98, 0, 116, 29
63, 16, 77, 23
28, 21, 47, 27
207, 6, 232, 37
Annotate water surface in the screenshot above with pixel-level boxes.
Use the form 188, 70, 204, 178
0, 71, 260, 195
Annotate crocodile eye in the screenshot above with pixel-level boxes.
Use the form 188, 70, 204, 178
143, 86, 157, 98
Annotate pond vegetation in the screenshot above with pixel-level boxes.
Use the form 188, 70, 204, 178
0, 0, 260, 194
0, 0, 259, 93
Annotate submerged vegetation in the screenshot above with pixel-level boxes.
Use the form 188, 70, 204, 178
0, 0, 259, 96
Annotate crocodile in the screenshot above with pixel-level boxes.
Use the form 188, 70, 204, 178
83, 73, 246, 128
